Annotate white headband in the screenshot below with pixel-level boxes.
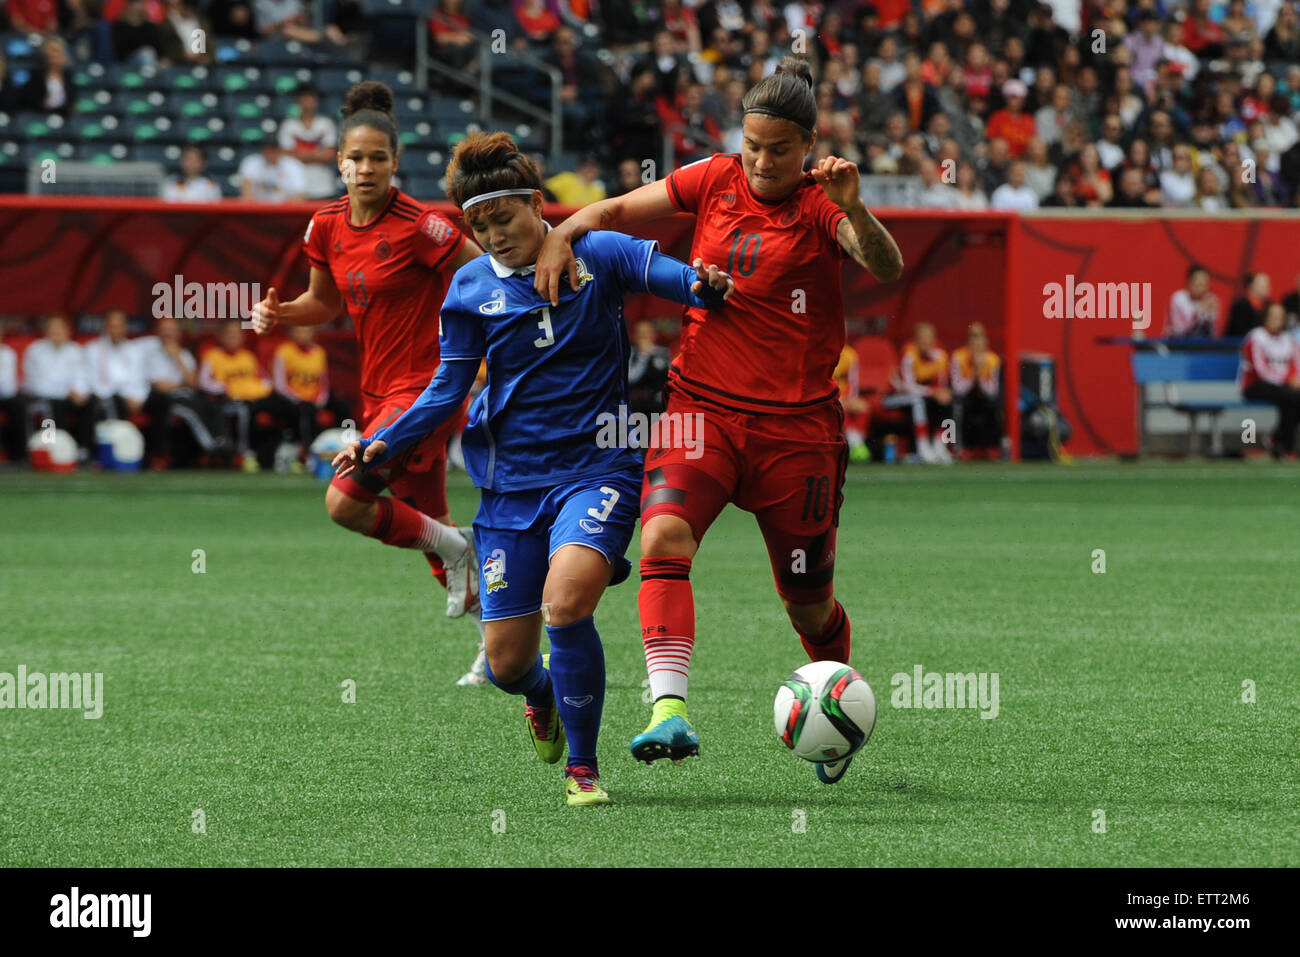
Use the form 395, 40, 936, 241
461, 188, 538, 210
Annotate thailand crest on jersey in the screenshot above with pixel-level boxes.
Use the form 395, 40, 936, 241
483, 549, 508, 592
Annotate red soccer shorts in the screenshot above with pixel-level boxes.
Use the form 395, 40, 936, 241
330, 391, 468, 517
640, 391, 849, 604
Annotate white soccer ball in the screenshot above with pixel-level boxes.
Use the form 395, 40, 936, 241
28, 428, 78, 472
774, 660, 877, 763
307, 427, 349, 481
94, 419, 144, 470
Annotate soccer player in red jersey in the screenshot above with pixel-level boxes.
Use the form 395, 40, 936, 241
250, 82, 490, 683
535, 56, 904, 784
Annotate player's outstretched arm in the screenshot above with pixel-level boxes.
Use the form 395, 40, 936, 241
811, 155, 904, 282
251, 268, 344, 334
332, 358, 478, 477
535, 179, 678, 306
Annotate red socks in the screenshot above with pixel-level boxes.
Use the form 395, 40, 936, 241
639, 557, 695, 701
799, 600, 851, 665
367, 497, 424, 547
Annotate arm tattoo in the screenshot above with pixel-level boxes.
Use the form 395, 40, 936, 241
838, 206, 904, 282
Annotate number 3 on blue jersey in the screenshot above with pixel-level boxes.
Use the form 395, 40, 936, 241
588, 486, 619, 521
530, 305, 555, 348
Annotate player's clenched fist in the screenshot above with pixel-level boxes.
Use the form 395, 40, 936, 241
250, 286, 281, 335
332, 438, 386, 479
810, 155, 861, 209
690, 258, 735, 303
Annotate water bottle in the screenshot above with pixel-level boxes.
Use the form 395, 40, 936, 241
884, 435, 897, 464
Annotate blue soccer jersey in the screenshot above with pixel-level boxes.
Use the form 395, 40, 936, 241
365, 229, 722, 492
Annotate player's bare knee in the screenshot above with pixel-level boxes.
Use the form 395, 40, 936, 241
542, 589, 599, 627
325, 486, 370, 532
640, 516, 697, 558
784, 596, 835, 635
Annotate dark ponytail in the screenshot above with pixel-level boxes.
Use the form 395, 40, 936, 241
741, 56, 816, 137
338, 81, 398, 153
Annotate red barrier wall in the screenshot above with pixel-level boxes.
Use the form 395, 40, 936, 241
1016, 213, 1300, 455
0, 199, 1017, 445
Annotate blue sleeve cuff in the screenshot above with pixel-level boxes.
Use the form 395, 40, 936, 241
362, 359, 479, 470
643, 249, 728, 310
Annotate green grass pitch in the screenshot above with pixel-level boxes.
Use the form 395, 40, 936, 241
1, 462, 1296, 867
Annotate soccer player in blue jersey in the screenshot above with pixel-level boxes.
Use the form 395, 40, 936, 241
332, 132, 733, 805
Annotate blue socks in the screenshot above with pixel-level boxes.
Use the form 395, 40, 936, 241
547, 616, 605, 776
484, 652, 552, 709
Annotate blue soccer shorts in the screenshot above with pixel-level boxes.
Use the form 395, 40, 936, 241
473, 471, 641, 622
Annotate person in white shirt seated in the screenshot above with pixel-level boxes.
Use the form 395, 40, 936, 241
1239, 302, 1300, 459
138, 316, 230, 468
1164, 264, 1221, 338
0, 325, 24, 464
239, 134, 307, 203
84, 309, 149, 421
279, 83, 339, 199
990, 161, 1040, 211
21, 314, 95, 454
162, 145, 223, 203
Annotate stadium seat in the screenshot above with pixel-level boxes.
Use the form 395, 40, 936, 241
266, 67, 315, 95
398, 120, 439, 149
392, 94, 427, 122
77, 143, 129, 164
3, 34, 35, 59
130, 142, 179, 165
71, 62, 115, 91
14, 111, 61, 139
175, 93, 222, 119
75, 90, 114, 115
852, 335, 908, 430
119, 90, 167, 116
256, 37, 316, 65
400, 174, 446, 201
359, 0, 437, 15
229, 117, 280, 145
175, 117, 229, 144
223, 93, 276, 122
367, 67, 417, 92
68, 116, 112, 140
209, 144, 242, 168
219, 68, 274, 95
159, 64, 215, 91
315, 67, 366, 96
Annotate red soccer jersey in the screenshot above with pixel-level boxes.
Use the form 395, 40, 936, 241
303, 188, 466, 409
664, 153, 849, 414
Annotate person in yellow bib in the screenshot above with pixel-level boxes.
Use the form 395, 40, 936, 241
950, 322, 1003, 461
199, 319, 283, 471
272, 325, 352, 445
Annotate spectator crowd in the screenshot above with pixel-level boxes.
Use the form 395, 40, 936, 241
426, 0, 1300, 210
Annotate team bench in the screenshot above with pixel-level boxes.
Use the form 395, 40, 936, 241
1129, 344, 1272, 457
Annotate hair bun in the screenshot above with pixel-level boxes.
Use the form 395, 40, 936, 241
342, 81, 394, 119
776, 56, 814, 89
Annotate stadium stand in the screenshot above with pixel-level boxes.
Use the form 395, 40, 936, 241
0, 1, 1296, 206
